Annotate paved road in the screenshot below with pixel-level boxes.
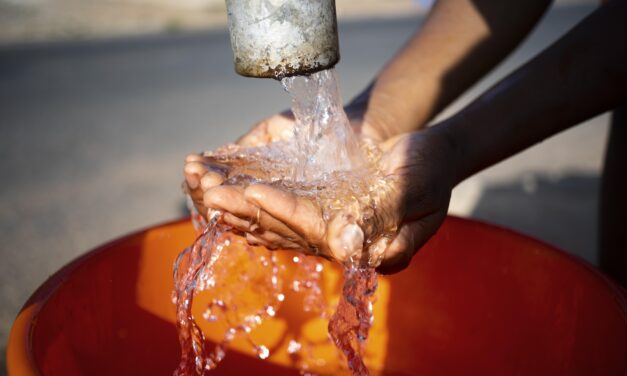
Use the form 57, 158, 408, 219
0, 2, 606, 371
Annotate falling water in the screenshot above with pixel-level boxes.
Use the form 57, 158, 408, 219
173, 68, 395, 375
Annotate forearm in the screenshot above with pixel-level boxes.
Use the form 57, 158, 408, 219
440, 0, 627, 185
350, 0, 551, 140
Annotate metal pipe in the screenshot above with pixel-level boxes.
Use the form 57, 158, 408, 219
225, 0, 340, 79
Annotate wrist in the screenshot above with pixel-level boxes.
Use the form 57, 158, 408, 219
344, 96, 390, 143
426, 121, 467, 188
346, 94, 415, 143
347, 78, 438, 142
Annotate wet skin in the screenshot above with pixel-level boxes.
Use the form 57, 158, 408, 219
185, 0, 626, 274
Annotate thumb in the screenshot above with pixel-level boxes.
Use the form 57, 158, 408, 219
326, 213, 365, 263
376, 211, 446, 274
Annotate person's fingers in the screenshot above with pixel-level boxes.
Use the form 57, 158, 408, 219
251, 205, 304, 240
204, 185, 252, 214
246, 233, 274, 249
184, 159, 207, 191
250, 230, 304, 250
184, 157, 227, 192
364, 234, 392, 266
222, 212, 304, 249
376, 211, 445, 275
206, 185, 303, 242
326, 214, 364, 262
184, 156, 228, 217
245, 231, 302, 251
375, 223, 416, 274
237, 122, 269, 147
200, 171, 225, 191
185, 153, 206, 163
237, 114, 295, 147
265, 114, 294, 141
245, 184, 327, 246
222, 212, 252, 234
184, 158, 211, 216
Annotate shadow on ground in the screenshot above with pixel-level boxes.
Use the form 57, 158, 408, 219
469, 172, 599, 265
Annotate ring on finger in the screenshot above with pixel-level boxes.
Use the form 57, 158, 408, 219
249, 207, 261, 232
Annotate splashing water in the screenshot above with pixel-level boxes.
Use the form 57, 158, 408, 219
329, 265, 378, 375
281, 69, 364, 181
173, 69, 395, 375
172, 212, 283, 374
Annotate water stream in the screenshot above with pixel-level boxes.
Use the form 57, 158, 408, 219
173, 69, 394, 375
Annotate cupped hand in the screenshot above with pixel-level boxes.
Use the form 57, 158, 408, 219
191, 127, 458, 274
183, 104, 387, 217
183, 112, 294, 216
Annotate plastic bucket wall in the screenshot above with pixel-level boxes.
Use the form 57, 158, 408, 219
7, 216, 627, 375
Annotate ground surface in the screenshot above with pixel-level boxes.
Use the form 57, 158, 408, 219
0, 0, 420, 45
0, 2, 607, 373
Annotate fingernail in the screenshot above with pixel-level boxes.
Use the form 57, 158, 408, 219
341, 223, 365, 258
329, 223, 364, 262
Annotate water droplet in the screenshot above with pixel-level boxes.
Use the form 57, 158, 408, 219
266, 306, 276, 317
214, 346, 225, 362
224, 328, 236, 342
206, 276, 215, 288
257, 345, 270, 359
277, 293, 285, 302
287, 340, 301, 354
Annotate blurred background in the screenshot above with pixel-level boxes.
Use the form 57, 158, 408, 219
0, 0, 607, 373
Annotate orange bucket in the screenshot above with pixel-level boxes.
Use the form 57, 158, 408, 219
7, 216, 627, 375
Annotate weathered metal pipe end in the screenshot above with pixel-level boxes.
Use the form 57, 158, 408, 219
226, 0, 340, 79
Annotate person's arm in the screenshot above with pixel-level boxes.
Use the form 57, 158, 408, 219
437, 0, 627, 185
349, 0, 552, 140
235, 0, 553, 145
189, 0, 626, 273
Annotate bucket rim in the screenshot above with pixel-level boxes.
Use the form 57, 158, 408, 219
6, 215, 626, 375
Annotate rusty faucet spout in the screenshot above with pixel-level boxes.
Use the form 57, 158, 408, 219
225, 0, 340, 79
